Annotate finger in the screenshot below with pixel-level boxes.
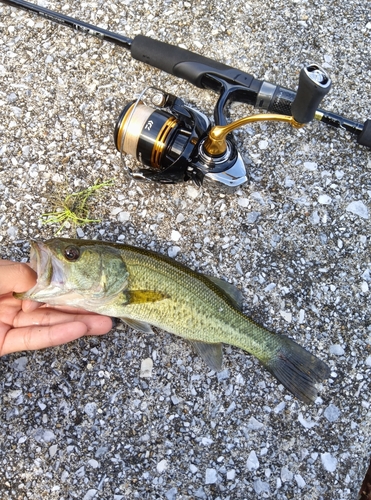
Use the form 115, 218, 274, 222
0, 262, 37, 295
0, 321, 89, 356
13, 308, 114, 335
22, 299, 45, 313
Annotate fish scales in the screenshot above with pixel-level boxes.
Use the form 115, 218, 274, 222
15, 238, 331, 403
119, 247, 275, 360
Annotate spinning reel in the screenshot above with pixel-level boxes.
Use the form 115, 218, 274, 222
114, 65, 332, 187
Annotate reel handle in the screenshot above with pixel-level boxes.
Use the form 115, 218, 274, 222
291, 64, 332, 123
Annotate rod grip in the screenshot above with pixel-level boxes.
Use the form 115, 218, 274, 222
291, 64, 332, 123
131, 35, 259, 92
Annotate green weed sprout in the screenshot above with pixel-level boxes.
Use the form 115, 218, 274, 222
41, 180, 114, 233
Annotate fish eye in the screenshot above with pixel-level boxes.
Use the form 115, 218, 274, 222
64, 245, 80, 261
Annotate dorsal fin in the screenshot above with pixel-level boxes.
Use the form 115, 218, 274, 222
204, 275, 243, 311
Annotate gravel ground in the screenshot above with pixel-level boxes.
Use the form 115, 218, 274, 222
0, 0, 370, 498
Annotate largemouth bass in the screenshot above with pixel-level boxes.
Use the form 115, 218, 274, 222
16, 238, 330, 403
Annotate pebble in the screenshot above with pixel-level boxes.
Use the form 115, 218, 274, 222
157, 459, 168, 473
280, 310, 292, 323
253, 478, 270, 494
84, 402, 97, 419
165, 488, 178, 500
318, 194, 332, 205
246, 450, 259, 471
329, 344, 345, 356
118, 211, 131, 222
226, 469, 236, 480
205, 468, 218, 484
49, 445, 58, 458
88, 459, 99, 469
237, 197, 249, 207
82, 489, 98, 500
346, 200, 369, 219
247, 416, 264, 430
281, 466, 293, 482
168, 246, 181, 258
295, 474, 306, 488
274, 401, 286, 413
321, 452, 338, 472
246, 211, 260, 223
304, 161, 318, 171
140, 357, 153, 378
324, 404, 341, 422
171, 230, 181, 241
298, 413, 317, 429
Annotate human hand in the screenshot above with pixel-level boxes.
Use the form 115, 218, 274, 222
0, 260, 113, 356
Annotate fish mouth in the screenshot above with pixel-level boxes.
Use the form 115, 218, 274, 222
15, 241, 66, 301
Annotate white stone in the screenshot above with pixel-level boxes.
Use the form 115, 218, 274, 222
84, 402, 97, 418
205, 468, 218, 484
189, 464, 198, 474
247, 416, 264, 430
281, 466, 293, 482
329, 344, 345, 356
83, 489, 98, 500
201, 437, 214, 446
274, 402, 286, 413
49, 444, 58, 458
118, 211, 130, 222
318, 194, 332, 205
324, 404, 340, 422
140, 358, 153, 378
280, 310, 292, 323
258, 139, 269, 150
298, 413, 317, 429
157, 459, 168, 473
346, 200, 369, 219
171, 230, 181, 242
88, 459, 99, 469
168, 246, 181, 258
246, 450, 259, 471
186, 185, 199, 199
304, 161, 318, 171
321, 452, 337, 472
253, 478, 270, 494
226, 469, 235, 480
295, 474, 306, 488
237, 197, 249, 208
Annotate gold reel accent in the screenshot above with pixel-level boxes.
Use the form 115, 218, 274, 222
150, 116, 178, 169
203, 114, 304, 156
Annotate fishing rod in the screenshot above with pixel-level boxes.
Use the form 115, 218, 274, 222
2, 0, 370, 187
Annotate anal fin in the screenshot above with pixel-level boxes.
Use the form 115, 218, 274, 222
188, 340, 223, 372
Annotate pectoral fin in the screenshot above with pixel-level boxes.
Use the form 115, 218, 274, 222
188, 340, 223, 372
120, 317, 154, 334
204, 276, 243, 311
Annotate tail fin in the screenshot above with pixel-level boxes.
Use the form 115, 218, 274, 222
265, 336, 330, 404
